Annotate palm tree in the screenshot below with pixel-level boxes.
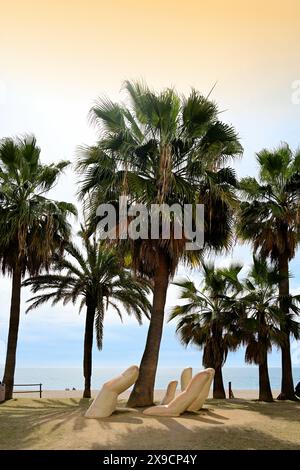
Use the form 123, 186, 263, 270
240, 257, 300, 402
77, 80, 242, 406
238, 144, 300, 399
169, 263, 243, 398
23, 231, 152, 398
0, 135, 76, 400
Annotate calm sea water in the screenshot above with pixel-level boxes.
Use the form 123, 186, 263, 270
1, 367, 299, 390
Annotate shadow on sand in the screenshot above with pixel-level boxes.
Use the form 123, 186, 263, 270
0, 397, 299, 450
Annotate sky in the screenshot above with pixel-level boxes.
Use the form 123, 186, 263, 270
0, 0, 300, 372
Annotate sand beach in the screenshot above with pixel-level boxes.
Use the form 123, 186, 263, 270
1, 392, 299, 450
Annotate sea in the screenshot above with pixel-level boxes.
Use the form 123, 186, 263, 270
1, 367, 299, 391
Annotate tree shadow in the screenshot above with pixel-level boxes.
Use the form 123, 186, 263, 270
89, 424, 299, 450
1, 397, 299, 450
82, 407, 144, 428
207, 398, 300, 423
0, 398, 88, 449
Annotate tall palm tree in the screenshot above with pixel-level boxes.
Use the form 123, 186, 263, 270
23, 231, 152, 398
240, 257, 300, 402
169, 263, 243, 398
0, 135, 76, 400
238, 144, 300, 399
77, 80, 242, 406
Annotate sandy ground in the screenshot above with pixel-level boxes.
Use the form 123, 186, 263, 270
12, 389, 279, 400
0, 395, 299, 450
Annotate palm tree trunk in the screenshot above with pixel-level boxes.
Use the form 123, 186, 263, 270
2, 263, 22, 400
83, 304, 95, 398
127, 253, 169, 407
258, 349, 273, 402
278, 334, 295, 400
277, 254, 295, 400
209, 326, 226, 399
213, 365, 226, 399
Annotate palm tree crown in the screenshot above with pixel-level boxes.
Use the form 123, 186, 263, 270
0, 135, 76, 274
25, 234, 151, 348
239, 144, 300, 261
78, 80, 243, 273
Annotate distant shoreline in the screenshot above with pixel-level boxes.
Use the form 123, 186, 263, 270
4, 366, 299, 393
12, 389, 281, 400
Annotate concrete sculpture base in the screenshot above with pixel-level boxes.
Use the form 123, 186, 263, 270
160, 380, 178, 405
143, 369, 211, 417
85, 365, 139, 418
